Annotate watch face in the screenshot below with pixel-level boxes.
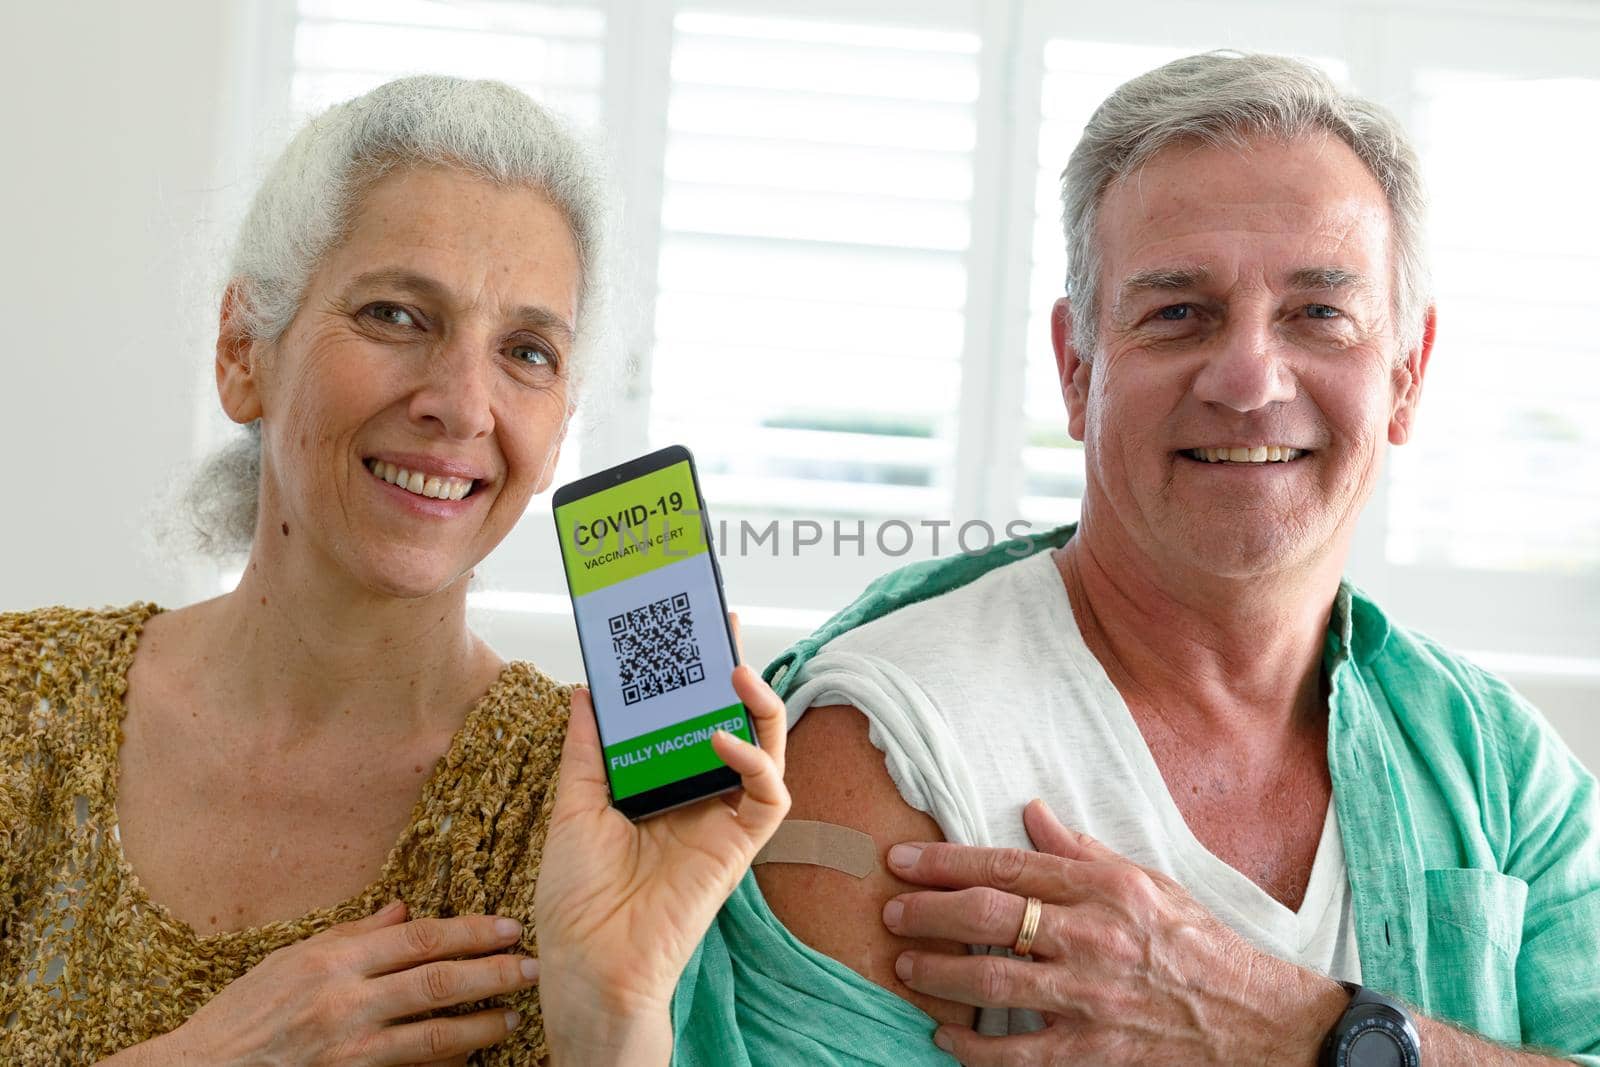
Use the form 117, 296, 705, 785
1347, 1030, 1405, 1067
1337, 1013, 1420, 1067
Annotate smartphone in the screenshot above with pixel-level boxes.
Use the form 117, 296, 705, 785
551, 444, 752, 820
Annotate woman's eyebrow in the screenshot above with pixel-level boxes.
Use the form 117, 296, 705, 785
345, 266, 574, 339
346, 266, 450, 301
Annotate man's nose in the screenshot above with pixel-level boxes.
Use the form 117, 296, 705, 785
406, 336, 495, 440
1190, 318, 1297, 413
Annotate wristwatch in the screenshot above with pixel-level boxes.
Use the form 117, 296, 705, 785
1318, 982, 1421, 1067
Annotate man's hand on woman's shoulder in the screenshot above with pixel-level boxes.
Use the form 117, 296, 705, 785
756, 704, 977, 1028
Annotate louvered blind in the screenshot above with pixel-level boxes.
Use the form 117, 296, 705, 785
1386, 71, 1600, 573
646, 10, 980, 520
293, 0, 605, 124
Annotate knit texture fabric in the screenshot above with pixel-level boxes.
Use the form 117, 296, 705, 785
0, 603, 568, 1065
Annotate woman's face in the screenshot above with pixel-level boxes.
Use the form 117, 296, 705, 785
234, 164, 582, 600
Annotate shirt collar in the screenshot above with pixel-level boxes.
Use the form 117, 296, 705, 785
1329, 579, 1392, 669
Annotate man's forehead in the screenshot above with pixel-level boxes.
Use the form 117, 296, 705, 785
1097, 135, 1394, 292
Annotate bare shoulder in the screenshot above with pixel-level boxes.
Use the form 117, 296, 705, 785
755, 703, 975, 1027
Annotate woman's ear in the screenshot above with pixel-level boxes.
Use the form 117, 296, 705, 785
1052, 297, 1090, 442
216, 281, 264, 425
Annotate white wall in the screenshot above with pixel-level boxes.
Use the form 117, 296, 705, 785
2, 0, 1594, 775
1, 1, 239, 612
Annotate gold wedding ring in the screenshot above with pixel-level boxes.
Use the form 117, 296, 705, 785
1012, 895, 1043, 957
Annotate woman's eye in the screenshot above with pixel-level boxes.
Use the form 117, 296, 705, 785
510, 344, 552, 367
1155, 304, 1192, 321
1305, 304, 1341, 319
364, 303, 417, 327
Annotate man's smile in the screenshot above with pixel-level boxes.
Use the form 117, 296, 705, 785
1179, 446, 1309, 464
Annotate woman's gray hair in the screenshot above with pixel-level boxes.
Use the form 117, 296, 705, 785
183, 74, 617, 559
1061, 51, 1431, 359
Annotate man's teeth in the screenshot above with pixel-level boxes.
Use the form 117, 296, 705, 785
1188, 446, 1305, 463
365, 459, 475, 500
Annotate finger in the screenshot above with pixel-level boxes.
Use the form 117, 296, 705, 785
360, 914, 527, 976
367, 1006, 522, 1065
550, 686, 614, 816
884, 887, 1065, 957
371, 953, 539, 1021
330, 898, 410, 937
730, 663, 788, 772
710, 726, 790, 837
887, 840, 1086, 901
894, 950, 1063, 1013
727, 610, 744, 662
932, 1025, 1070, 1067
1023, 799, 1120, 863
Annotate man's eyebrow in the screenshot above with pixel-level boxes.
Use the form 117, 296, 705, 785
1286, 266, 1372, 292
1111, 267, 1211, 318
345, 266, 574, 340
1119, 266, 1212, 297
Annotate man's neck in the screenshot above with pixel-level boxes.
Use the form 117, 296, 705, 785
1054, 518, 1343, 745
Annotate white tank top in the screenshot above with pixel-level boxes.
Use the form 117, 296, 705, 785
784, 550, 1361, 1036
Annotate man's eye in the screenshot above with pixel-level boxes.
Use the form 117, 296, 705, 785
363, 303, 417, 327
1305, 304, 1341, 319
1155, 304, 1192, 321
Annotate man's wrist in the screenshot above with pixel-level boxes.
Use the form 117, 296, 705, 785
1266, 966, 1353, 1065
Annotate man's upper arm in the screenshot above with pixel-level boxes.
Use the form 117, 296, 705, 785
754, 704, 977, 1028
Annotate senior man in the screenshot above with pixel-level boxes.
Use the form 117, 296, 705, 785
751, 52, 1600, 1065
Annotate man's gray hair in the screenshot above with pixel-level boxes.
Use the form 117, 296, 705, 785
1061, 51, 1430, 358
183, 75, 616, 558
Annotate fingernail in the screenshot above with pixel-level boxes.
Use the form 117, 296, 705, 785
379, 898, 404, 917
503, 1010, 521, 1031
494, 917, 523, 938
520, 958, 540, 981
882, 900, 904, 929
888, 843, 923, 870
934, 1029, 953, 1052
894, 953, 912, 981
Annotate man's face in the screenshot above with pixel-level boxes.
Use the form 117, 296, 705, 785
1057, 133, 1431, 581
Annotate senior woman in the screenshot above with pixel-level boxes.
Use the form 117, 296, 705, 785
0, 76, 789, 1065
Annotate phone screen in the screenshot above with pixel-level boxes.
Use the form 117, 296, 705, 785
552, 445, 753, 818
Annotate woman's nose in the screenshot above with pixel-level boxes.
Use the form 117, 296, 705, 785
406, 338, 495, 440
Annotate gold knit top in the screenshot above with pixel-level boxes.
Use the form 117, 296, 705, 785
0, 603, 570, 1065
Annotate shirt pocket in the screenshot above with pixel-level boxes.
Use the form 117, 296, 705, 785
1422, 866, 1527, 1042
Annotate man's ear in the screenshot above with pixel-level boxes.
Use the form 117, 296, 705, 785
1389, 304, 1436, 446
216, 281, 265, 425
1052, 297, 1090, 442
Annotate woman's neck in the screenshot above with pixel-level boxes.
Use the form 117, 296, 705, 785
190, 533, 502, 743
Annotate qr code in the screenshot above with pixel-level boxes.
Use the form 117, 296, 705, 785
610, 592, 704, 705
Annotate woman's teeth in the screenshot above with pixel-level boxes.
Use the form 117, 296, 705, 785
365, 459, 475, 500
1187, 446, 1305, 463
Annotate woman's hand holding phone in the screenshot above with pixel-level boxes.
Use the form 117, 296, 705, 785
534, 616, 791, 1066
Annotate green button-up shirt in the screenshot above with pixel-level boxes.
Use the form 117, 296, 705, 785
673, 524, 1600, 1064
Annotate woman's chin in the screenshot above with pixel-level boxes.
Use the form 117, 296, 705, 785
353, 548, 476, 602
